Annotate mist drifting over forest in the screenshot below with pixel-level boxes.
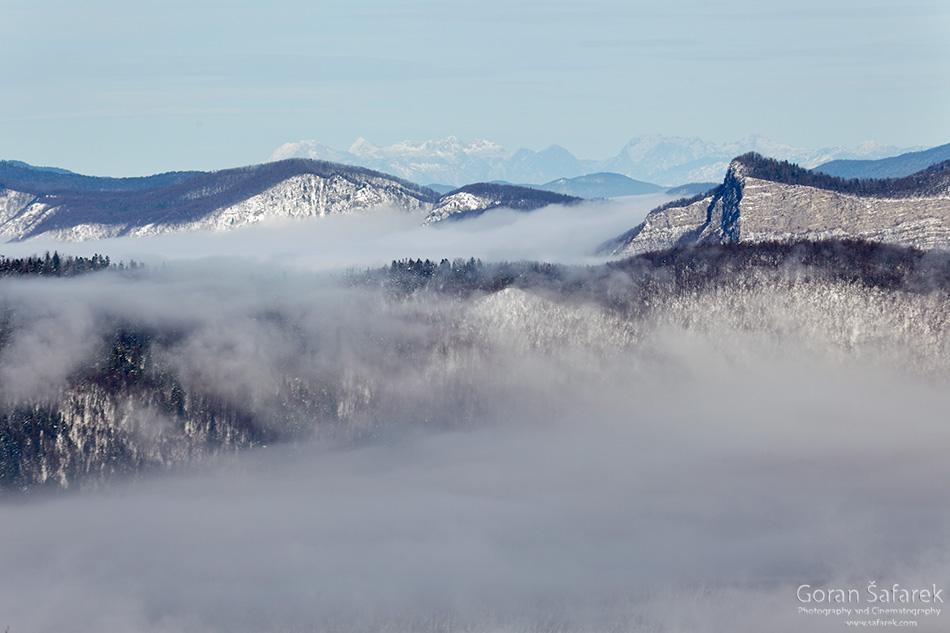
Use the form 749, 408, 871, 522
1, 202, 949, 632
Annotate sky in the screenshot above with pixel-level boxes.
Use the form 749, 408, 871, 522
2, 0, 949, 176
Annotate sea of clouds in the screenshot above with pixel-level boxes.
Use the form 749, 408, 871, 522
1, 198, 948, 632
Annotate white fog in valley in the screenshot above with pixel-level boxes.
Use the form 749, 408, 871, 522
0, 195, 673, 271
1, 204, 949, 633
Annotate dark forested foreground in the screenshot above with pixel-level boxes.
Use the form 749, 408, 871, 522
2, 238, 950, 491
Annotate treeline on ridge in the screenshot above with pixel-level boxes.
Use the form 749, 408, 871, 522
357, 239, 950, 301
10, 159, 440, 240
0, 251, 142, 277
735, 152, 950, 198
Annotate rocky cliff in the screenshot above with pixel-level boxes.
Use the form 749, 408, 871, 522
603, 154, 950, 257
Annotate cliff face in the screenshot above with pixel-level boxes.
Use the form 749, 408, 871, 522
604, 156, 950, 257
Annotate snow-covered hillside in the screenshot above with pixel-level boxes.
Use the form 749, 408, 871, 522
5, 243, 950, 490
604, 154, 950, 257
0, 159, 578, 242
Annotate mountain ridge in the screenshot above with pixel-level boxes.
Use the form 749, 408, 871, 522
812, 143, 950, 179
423, 183, 580, 224
271, 135, 924, 187
602, 154, 950, 257
0, 159, 577, 242
0, 160, 202, 193
535, 172, 664, 198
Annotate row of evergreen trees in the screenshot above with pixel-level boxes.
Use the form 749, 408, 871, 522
735, 152, 949, 198
354, 257, 566, 297
357, 239, 950, 303
0, 251, 140, 277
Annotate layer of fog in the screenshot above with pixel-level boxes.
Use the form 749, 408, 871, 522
2, 319, 949, 632
0, 200, 948, 632
1, 260, 949, 632
0, 194, 672, 270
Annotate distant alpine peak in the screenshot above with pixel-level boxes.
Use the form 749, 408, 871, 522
269, 140, 349, 163
348, 136, 507, 159
347, 136, 378, 154
270, 135, 927, 188
854, 140, 887, 155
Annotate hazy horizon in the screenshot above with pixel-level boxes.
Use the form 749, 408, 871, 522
3, 0, 947, 177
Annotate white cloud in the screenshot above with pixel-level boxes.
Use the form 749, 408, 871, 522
1, 234, 949, 630
5, 196, 669, 270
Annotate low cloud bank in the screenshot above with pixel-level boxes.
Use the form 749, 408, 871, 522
1, 330, 948, 632
0, 255, 948, 631
0, 209, 948, 631
1, 195, 670, 270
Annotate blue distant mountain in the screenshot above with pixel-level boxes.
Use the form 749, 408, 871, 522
664, 182, 719, 197
813, 143, 950, 179
0, 160, 201, 192
535, 173, 664, 198
4, 160, 76, 175
438, 173, 666, 199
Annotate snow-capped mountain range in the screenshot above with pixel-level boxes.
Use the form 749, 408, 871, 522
270, 135, 922, 187
0, 159, 577, 242
3, 145, 948, 246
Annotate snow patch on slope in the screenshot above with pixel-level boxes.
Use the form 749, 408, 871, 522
606, 161, 950, 257
423, 192, 498, 225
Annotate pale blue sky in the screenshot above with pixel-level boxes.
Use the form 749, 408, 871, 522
2, 0, 948, 176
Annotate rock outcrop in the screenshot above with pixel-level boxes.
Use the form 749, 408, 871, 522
603, 154, 950, 257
